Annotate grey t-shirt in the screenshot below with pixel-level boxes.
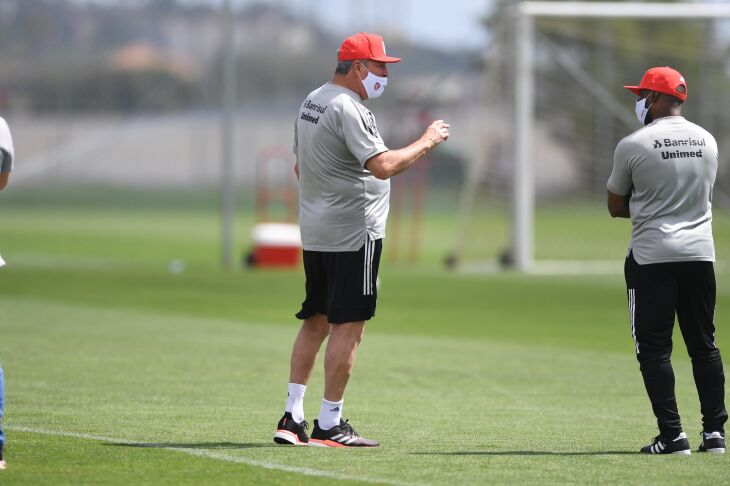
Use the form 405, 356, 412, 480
294, 83, 390, 251
0, 116, 13, 174
608, 116, 717, 264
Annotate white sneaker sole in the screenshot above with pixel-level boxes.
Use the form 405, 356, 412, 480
671, 450, 691, 455
701, 447, 725, 454
307, 440, 332, 448
274, 430, 307, 446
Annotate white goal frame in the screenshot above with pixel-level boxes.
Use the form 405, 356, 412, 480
512, 1, 730, 271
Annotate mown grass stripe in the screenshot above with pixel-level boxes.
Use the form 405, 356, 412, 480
7, 425, 412, 486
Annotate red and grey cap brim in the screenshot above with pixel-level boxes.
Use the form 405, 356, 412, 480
623, 85, 642, 97
371, 55, 401, 63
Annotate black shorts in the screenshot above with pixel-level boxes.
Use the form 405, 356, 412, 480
624, 251, 717, 362
296, 238, 382, 324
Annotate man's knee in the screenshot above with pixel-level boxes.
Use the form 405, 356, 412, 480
637, 350, 672, 367
303, 314, 330, 336
689, 347, 722, 364
329, 322, 365, 347
339, 322, 364, 340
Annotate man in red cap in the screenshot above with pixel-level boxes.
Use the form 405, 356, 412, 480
608, 66, 727, 455
273, 32, 449, 447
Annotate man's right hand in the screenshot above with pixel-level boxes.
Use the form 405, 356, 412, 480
422, 120, 450, 148
366, 119, 450, 180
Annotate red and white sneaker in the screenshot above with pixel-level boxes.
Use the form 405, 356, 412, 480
308, 419, 379, 448
273, 412, 309, 446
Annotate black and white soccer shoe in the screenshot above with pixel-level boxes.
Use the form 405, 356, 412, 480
0, 442, 6, 470
308, 419, 379, 448
698, 431, 726, 454
640, 432, 691, 455
273, 412, 309, 446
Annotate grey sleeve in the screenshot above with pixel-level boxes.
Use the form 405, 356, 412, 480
0, 117, 13, 173
292, 117, 298, 158
341, 98, 388, 166
607, 139, 632, 195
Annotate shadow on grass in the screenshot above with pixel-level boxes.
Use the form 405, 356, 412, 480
413, 451, 636, 456
106, 442, 276, 450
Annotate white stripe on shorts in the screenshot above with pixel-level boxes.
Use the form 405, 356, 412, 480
629, 288, 639, 354
363, 238, 375, 296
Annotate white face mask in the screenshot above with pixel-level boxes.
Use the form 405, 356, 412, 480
361, 68, 388, 99
635, 97, 652, 125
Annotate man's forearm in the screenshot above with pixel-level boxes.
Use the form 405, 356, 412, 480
607, 191, 631, 218
366, 137, 435, 179
366, 119, 449, 180
616, 194, 631, 217
613, 205, 630, 218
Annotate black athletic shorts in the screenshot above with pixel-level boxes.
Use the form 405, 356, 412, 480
296, 238, 382, 324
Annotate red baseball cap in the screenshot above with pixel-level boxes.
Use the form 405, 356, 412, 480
624, 66, 687, 101
337, 32, 401, 63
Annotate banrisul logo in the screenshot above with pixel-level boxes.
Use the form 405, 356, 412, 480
651, 136, 706, 160
667, 138, 704, 147
300, 99, 327, 125
304, 99, 327, 114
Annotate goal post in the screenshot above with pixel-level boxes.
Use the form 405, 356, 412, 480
513, 8, 535, 272
512, 1, 730, 272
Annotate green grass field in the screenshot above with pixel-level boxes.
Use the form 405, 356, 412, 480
0, 189, 728, 484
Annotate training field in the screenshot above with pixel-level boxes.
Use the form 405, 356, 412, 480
0, 190, 728, 484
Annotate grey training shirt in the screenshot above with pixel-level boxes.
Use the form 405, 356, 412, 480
608, 116, 717, 264
294, 83, 390, 251
0, 116, 13, 174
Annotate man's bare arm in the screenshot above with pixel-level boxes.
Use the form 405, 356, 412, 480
607, 189, 630, 218
365, 120, 449, 180
0, 172, 9, 191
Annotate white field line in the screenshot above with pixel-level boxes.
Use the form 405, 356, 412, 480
7, 425, 412, 486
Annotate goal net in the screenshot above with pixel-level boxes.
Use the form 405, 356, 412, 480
450, 1, 730, 272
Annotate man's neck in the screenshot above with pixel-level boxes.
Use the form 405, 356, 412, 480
332, 74, 365, 100
653, 108, 682, 121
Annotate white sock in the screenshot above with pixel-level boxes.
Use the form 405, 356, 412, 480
285, 383, 306, 423
318, 398, 343, 431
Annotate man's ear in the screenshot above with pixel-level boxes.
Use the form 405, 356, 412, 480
647, 91, 661, 104
351, 60, 361, 78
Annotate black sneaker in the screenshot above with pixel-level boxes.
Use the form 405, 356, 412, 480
308, 419, 379, 448
0, 442, 5, 470
698, 431, 726, 454
640, 432, 691, 455
273, 412, 309, 446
